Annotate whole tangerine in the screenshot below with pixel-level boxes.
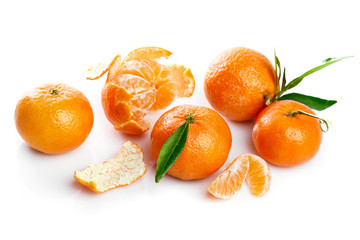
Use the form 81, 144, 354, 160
150, 105, 232, 180
15, 83, 94, 154
252, 100, 323, 167
204, 47, 276, 121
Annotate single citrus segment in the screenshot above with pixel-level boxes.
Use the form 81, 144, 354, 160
96, 47, 195, 135
208, 154, 249, 199
245, 153, 271, 197
14, 83, 93, 154
151, 105, 232, 180
252, 100, 323, 167
74, 141, 146, 193
167, 64, 195, 98
204, 47, 276, 121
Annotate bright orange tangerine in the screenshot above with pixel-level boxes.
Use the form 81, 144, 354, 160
151, 105, 232, 180
14, 83, 93, 154
204, 47, 276, 121
252, 100, 323, 167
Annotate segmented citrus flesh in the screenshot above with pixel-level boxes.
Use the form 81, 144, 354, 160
99, 47, 195, 135
245, 153, 271, 197
208, 154, 249, 199
208, 153, 271, 199
74, 141, 146, 193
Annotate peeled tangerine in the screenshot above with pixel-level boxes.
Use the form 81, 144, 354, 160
74, 141, 146, 193
88, 47, 195, 135
208, 153, 271, 199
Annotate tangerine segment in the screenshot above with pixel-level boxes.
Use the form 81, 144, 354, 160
167, 64, 195, 98
245, 154, 271, 197
114, 119, 150, 135
122, 47, 172, 63
101, 83, 133, 126
208, 155, 250, 199
74, 141, 146, 193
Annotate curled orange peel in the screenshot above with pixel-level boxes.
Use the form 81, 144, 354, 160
74, 141, 146, 193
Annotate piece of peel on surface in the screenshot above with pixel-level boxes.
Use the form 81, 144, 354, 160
208, 153, 271, 199
87, 62, 109, 80
87, 55, 117, 80
245, 154, 271, 197
208, 155, 250, 199
74, 141, 146, 193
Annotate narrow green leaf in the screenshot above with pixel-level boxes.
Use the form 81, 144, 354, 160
281, 56, 352, 94
281, 67, 287, 91
278, 92, 337, 111
155, 116, 191, 183
322, 57, 351, 63
274, 50, 281, 93
323, 57, 335, 63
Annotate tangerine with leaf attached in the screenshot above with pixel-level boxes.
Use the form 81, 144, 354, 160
150, 105, 232, 180
252, 100, 323, 167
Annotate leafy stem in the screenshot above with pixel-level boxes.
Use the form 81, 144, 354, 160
264, 93, 271, 106
185, 112, 195, 123
283, 110, 331, 132
267, 52, 352, 109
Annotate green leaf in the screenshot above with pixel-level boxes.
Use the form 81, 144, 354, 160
281, 67, 287, 91
278, 93, 337, 111
322, 57, 350, 63
274, 50, 281, 93
280, 56, 352, 94
155, 114, 193, 183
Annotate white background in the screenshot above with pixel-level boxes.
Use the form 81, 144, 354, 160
1, 0, 359, 239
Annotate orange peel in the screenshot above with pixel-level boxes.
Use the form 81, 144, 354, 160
74, 141, 146, 193
122, 47, 172, 62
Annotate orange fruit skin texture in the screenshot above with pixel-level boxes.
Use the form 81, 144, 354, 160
204, 47, 276, 121
150, 105, 232, 180
252, 100, 323, 167
15, 83, 94, 154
